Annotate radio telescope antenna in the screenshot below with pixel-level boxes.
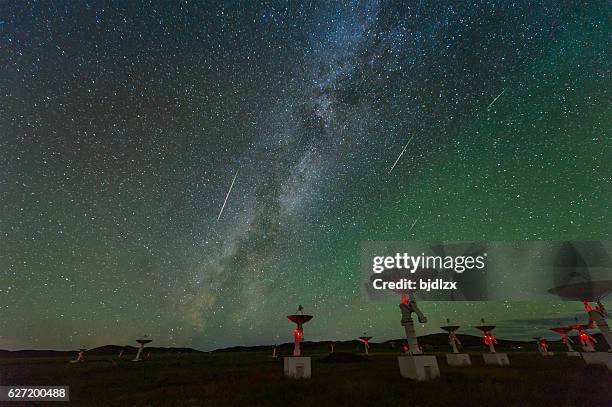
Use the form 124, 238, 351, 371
550, 327, 580, 356
476, 318, 509, 366
132, 335, 152, 362
284, 305, 313, 379
568, 322, 597, 352
70, 347, 86, 364
533, 337, 553, 356
548, 280, 612, 351
370, 268, 436, 355
370, 267, 440, 380
440, 319, 471, 366
549, 276, 612, 369
358, 333, 373, 355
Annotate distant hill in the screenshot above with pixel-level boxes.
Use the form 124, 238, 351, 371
213, 333, 532, 353
1, 333, 607, 357
0, 349, 75, 358
213, 332, 608, 353
0, 345, 202, 358
87, 345, 202, 355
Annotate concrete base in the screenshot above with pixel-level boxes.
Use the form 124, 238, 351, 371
398, 355, 440, 381
581, 352, 612, 370
283, 356, 311, 379
566, 351, 581, 357
445, 353, 471, 367
541, 352, 554, 356
483, 353, 510, 366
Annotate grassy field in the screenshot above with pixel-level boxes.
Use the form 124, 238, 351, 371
1, 351, 610, 406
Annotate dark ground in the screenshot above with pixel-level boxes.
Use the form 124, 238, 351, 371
1, 349, 610, 406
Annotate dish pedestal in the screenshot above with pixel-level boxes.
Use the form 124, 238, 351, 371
398, 355, 440, 381
284, 356, 311, 379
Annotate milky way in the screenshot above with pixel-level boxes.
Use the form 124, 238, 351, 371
1, 1, 609, 350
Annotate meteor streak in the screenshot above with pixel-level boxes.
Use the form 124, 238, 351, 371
388, 135, 414, 174
487, 89, 506, 110
217, 168, 239, 221
407, 217, 419, 233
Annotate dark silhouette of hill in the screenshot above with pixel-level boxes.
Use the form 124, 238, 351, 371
0, 349, 75, 358
214, 333, 529, 352
0, 345, 202, 358
1, 333, 607, 357
213, 332, 608, 353
87, 345, 202, 355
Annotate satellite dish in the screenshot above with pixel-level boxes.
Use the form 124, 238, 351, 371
568, 323, 592, 332
132, 335, 152, 362
440, 325, 461, 333
547, 280, 612, 302
550, 327, 572, 335
550, 327, 580, 354
287, 306, 313, 357
358, 334, 373, 355
287, 315, 313, 325
552, 241, 611, 288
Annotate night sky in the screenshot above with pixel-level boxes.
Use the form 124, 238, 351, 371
1, 1, 609, 351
